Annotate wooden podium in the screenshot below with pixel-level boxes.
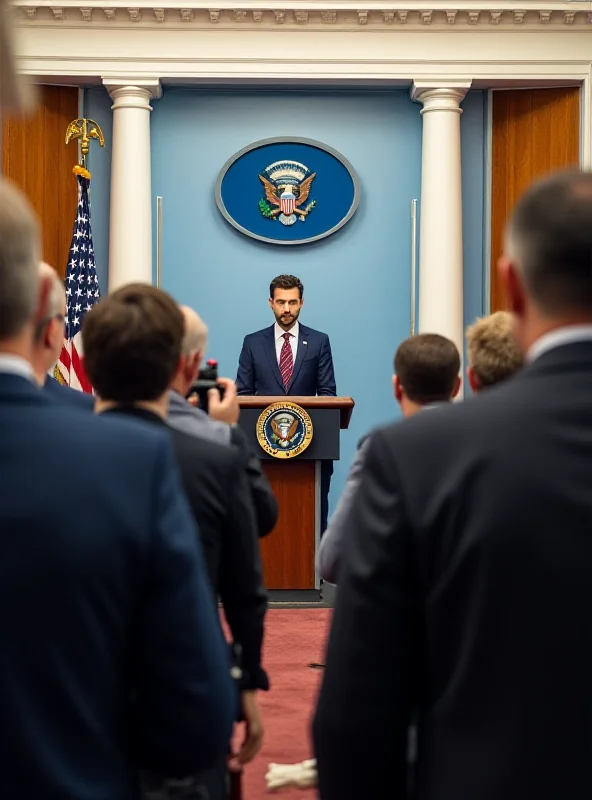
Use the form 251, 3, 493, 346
238, 396, 354, 591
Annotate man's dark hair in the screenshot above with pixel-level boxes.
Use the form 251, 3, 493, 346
83, 283, 184, 403
270, 274, 304, 299
394, 333, 460, 404
506, 169, 592, 315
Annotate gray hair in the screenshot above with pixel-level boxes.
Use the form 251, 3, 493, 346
43, 265, 66, 317
505, 169, 592, 315
180, 305, 208, 356
0, 179, 41, 339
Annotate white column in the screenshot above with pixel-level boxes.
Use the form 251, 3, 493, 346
102, 78, 161, 291
411, 80, 471, 360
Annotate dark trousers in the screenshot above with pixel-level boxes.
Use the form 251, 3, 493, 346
320, 460, 333, 534
141, 755, 228, 800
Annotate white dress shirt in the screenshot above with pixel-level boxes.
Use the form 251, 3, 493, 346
527, 325, 592, 363
0, 353, 34, 381
274, 321, 299, 365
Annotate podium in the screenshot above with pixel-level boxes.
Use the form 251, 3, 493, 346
238, 396, 354, 591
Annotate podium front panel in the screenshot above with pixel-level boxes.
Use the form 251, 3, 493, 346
239, 407, 340, 461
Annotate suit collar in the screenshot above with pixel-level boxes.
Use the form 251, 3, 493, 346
101, 406, 167, 427
527, 325, 592, 363
523, 340, 592, 377
266, 322, 310, 337
263, 331, 285, 392
0, 353, 34, 382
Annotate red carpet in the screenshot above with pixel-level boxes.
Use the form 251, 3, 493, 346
241, 608, 331, 799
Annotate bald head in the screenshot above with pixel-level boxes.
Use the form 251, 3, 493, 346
181, 305, 208, 356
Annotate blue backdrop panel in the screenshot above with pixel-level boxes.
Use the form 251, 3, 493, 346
84, 86, 487, 514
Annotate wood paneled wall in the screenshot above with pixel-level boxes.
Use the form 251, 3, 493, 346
2, 85, 80, 278
490, 87, 580, 312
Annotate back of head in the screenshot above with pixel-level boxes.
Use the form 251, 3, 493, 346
0, 179, 41, 341
394, 333, 460, 405
83, 283, 184, 403
505, 169, 592, 317
466, 311, 524, 388
180, 305, 208, 356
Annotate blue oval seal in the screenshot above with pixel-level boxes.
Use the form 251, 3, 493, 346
215, 137, 360, 246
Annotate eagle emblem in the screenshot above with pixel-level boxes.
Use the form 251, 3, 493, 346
256, 402, 314, 459
258, 160, 317, 227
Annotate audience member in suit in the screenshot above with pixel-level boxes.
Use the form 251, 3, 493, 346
83, 284, 268, 800
0, 178, 236, 800
316, 333, 461, 585
168, 305, 278, 537
236, 274, 336, 532
466, 309, 525, 393
313, 169, 592, 800
32, 262, 95, 409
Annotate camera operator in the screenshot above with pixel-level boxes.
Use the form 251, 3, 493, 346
168, 305, 278, 538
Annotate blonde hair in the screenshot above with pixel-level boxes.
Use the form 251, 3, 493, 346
466, 311, 524, 387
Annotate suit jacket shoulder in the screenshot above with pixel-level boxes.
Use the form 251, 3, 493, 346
43, 376, 95, 410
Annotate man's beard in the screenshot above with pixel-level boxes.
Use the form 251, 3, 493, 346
275, 309, 300, 330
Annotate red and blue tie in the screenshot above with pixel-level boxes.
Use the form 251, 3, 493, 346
279, 332, 294, 390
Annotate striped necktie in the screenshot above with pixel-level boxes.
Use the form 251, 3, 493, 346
279, 332, 294, 390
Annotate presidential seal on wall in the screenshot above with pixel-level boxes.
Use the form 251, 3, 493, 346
215, 137, 360, 246
256, 401, 313, 459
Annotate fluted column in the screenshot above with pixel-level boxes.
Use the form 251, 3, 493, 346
411, 80, 471, 360
103, 78, 161, 290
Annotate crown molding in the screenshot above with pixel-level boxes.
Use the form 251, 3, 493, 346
12, 0, 592, 29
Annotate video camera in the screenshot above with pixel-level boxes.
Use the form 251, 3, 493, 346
186, 358, 225, 414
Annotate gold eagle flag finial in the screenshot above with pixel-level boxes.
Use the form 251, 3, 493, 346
65, 118, 105, 172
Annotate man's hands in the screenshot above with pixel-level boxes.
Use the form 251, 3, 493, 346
208, 377, 240, 425
228, 690, 264, 771
187, 377, 241, 424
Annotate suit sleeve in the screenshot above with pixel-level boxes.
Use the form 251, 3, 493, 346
132, 438, 237, 776
230, 424, 278, 537
236, 337, 255, 395
316, 436, 371, 583
218, 449, 269, 691
317, 334, 336, 396
312, 430, 419, 800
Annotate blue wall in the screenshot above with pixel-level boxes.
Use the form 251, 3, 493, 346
85, 86, 486, 512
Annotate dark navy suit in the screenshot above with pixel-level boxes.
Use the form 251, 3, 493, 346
43, 374, 95, 409
236, 323, 336, 397
236, 323, 336, 534
0, 372, 237, 800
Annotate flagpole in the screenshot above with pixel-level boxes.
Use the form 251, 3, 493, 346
55, 118, 106, 390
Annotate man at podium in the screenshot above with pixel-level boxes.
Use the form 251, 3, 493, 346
236, 274, 336, 531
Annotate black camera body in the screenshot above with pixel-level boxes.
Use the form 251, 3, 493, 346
187, 358, 225, 414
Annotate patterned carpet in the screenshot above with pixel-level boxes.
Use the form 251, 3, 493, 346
239, 608, 331, 799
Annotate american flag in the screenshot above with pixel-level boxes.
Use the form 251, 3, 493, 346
55, 172, 100, 392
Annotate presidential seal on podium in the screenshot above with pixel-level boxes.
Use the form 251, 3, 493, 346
256, 401, 313, 459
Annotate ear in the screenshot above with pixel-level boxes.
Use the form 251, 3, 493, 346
467, 366, 481, 394
451, 375, 461, 399
170, 358, 184, 388
268, 297, 274, 309
393, 374, 404, 404
498, 256, 526, 317
36, 273, 53, 327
